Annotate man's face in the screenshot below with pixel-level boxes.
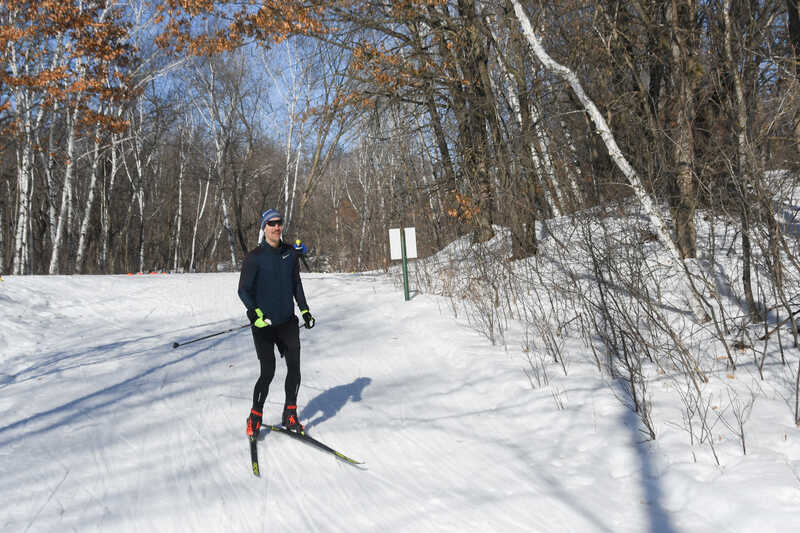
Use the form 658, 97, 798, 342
264, 217, 283, 246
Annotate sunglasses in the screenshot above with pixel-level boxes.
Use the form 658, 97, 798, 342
265, 219, 283, 227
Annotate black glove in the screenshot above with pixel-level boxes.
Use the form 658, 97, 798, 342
247, 308, 257, 324
301, 310, 315, 329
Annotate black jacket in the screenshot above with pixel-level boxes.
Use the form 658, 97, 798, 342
237, 240, 309, 326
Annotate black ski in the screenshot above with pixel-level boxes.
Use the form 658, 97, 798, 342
249, 434, 260, 476
268, 425, 364, 466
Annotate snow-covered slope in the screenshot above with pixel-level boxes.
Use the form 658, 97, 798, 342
1, 270, 799, 532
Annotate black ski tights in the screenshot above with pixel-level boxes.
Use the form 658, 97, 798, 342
251, 318, 301, 413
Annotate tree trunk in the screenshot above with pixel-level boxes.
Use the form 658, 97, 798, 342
190, 170, 212, 272
220, 193, 237, 270
173, 140, 185, 272
282, 94, 299, 230
723, 0, 760, 321
668, 0, 698, 260
40, 100, 60, 247
137, 187, 145, 273
49, 107, 79, 274
351, 143, 372, 270
457, 0, 494, 243
211, 137, 238, 269
75, 121, 103, 274
123, 104, 149, 274
741, 212, 758, 320
10, 64, 36, 275
423, 84, 459, 219
0, 192, 4, 272
502, 40, 546, 256
483, 17, 539, 258
100, 135, 120, 273
415, 116, 446, 250
288, 136, 303, 234
12, 127, 33, 275
788, 0, 800, 153
297, 112, 347, 223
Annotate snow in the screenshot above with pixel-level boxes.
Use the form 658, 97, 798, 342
2, 263, 800, 531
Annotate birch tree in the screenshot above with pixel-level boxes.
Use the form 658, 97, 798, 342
48, 99, 81, 274
74, 116, 106, 273
170, 110, 195, 272
296, 42, 360, 229
1, 1, 133, 274
191, 55, 242, 269
189, 167, 213, 273
99, 131, 122, 273
261, 40, 312, 232
123, 99, 152, 274
722, 0, 760, 321
510, 0, 710, 322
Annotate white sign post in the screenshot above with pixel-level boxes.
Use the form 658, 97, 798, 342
389, 227, 416, 300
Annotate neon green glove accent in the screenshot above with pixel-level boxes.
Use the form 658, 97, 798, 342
254, 308, 271, 328
301, 309, 315, 329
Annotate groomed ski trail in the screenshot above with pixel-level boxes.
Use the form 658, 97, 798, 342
2, 272, 696, 532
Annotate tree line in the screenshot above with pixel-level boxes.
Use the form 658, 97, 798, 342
2, 1, 798, 309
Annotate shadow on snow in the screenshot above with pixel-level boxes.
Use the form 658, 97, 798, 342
300, 377, 372, 431
0, 336, 233, 448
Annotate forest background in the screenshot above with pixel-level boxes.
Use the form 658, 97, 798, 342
2, 0, 797, 280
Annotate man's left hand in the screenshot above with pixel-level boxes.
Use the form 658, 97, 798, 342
302, 310, 315, 329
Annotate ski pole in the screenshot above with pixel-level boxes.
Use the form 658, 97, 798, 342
172, 323, 250, 349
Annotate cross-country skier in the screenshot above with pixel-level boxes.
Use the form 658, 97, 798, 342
237, 208, 315, 437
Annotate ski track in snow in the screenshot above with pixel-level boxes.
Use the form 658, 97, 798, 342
1, 272, 799, 532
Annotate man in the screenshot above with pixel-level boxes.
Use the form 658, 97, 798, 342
294, 239, 310, 271
238, 208, 315, 437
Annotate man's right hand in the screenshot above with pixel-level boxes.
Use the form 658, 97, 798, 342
247, 308, 271, 328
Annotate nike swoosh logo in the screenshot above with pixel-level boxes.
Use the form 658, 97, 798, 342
282, 254, 290, 259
